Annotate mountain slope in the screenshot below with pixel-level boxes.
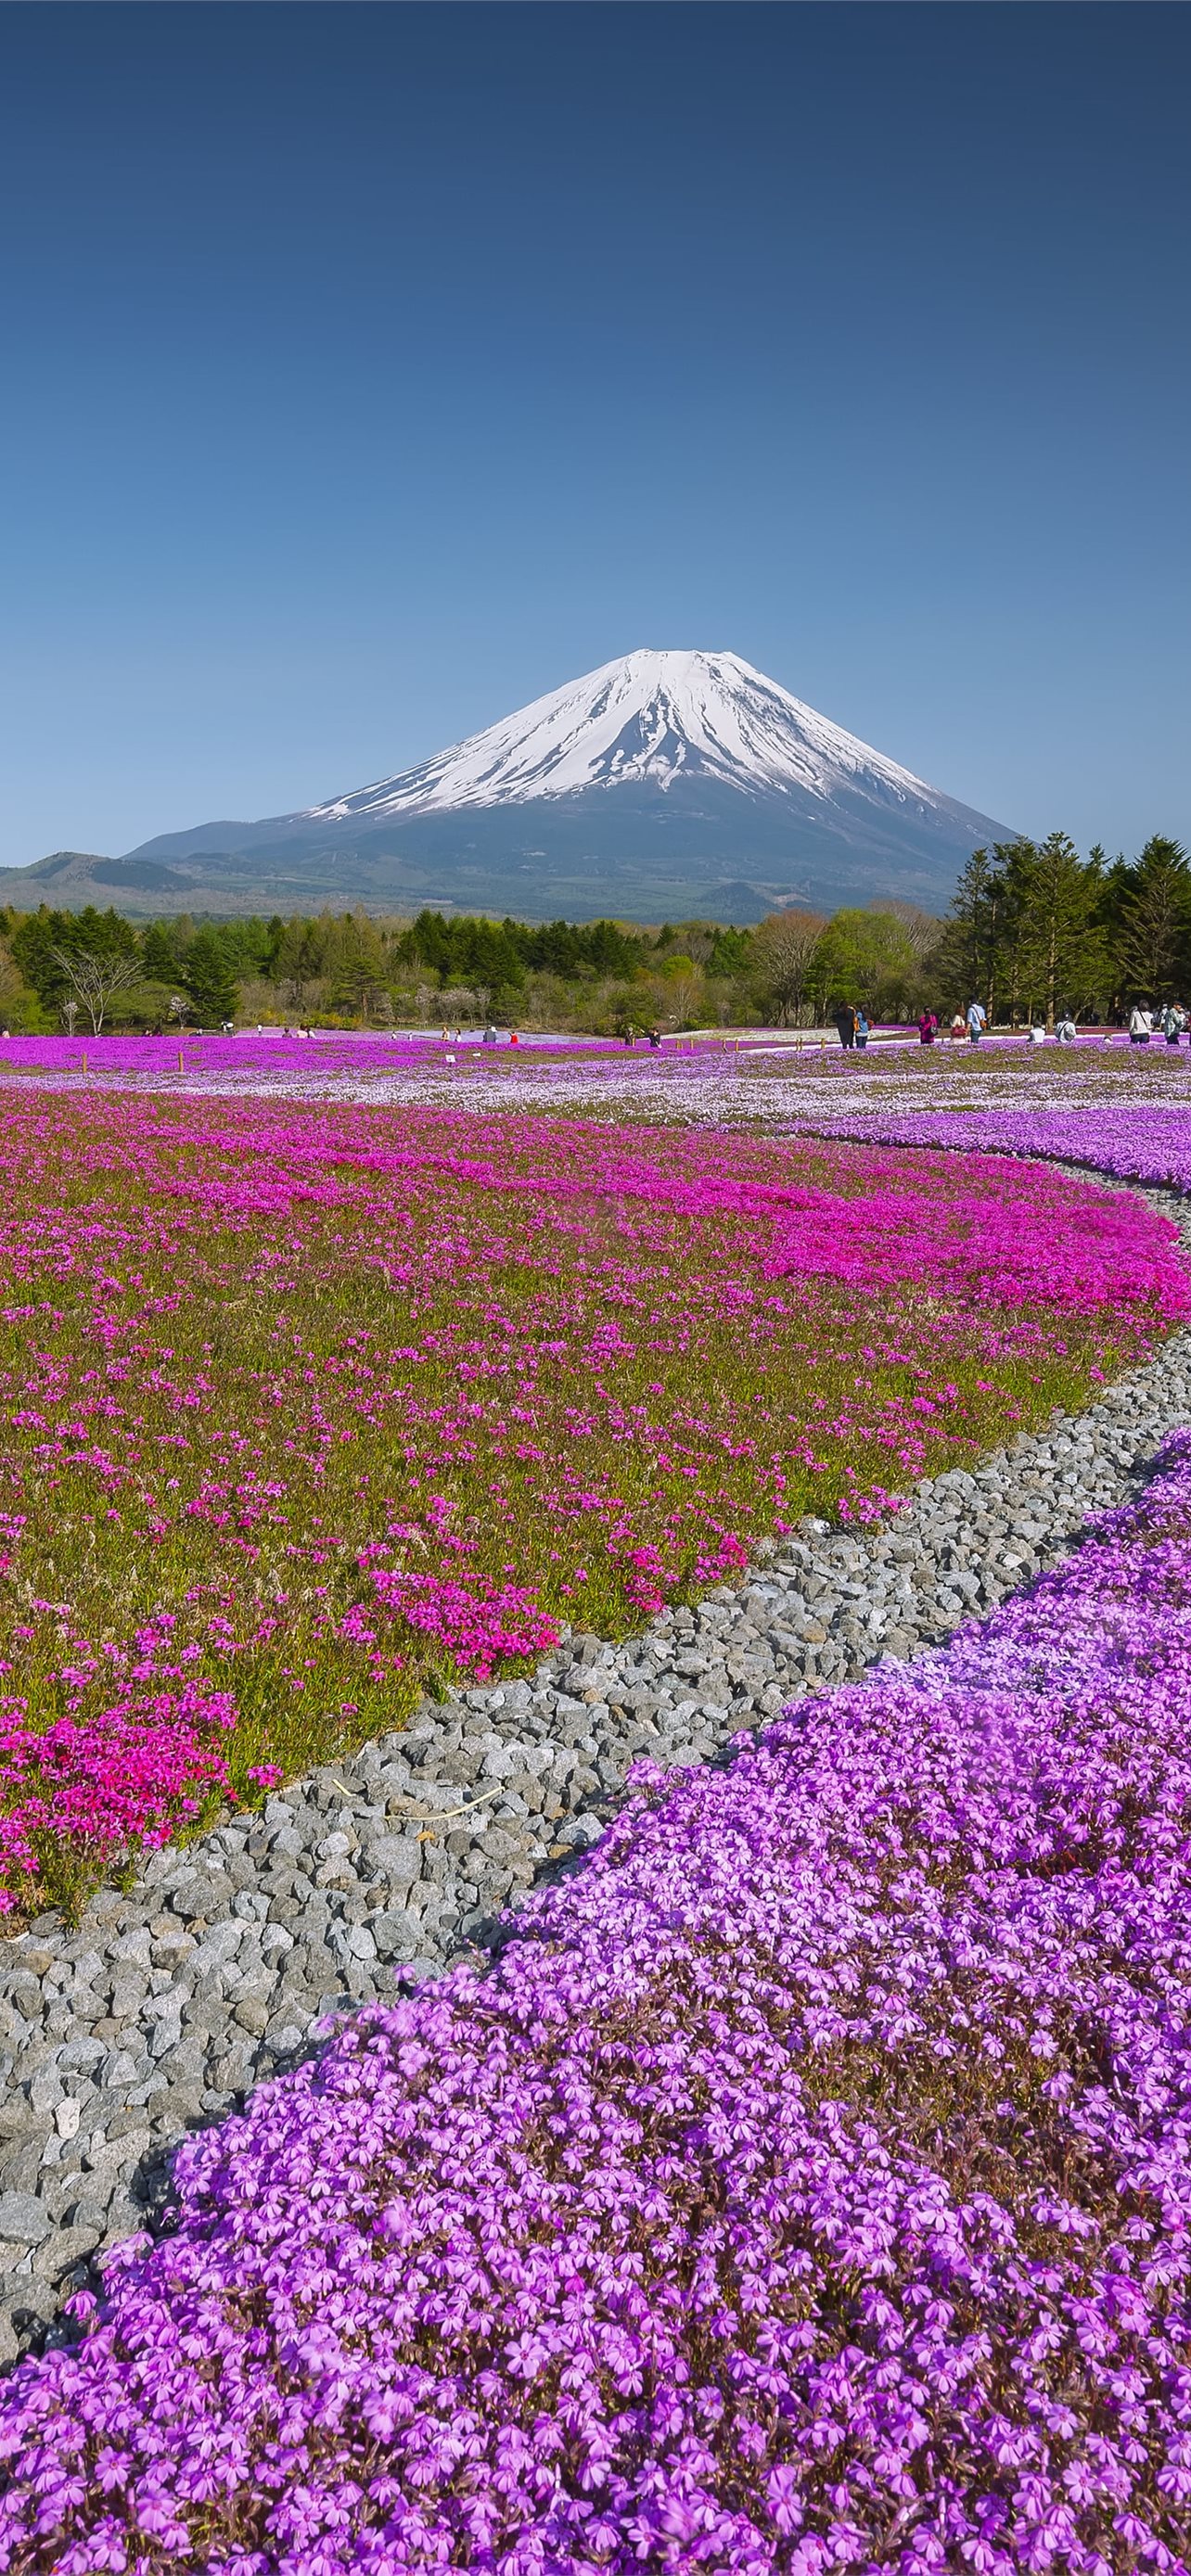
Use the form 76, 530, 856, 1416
305, 650, 945, 821
4, 653, 1013, 924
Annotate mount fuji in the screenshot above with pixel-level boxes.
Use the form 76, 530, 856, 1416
14, 652, 1014, 924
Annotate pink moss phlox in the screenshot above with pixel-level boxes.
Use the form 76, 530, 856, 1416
0, 1683, 235, 1901
363, 1567, 559, 1679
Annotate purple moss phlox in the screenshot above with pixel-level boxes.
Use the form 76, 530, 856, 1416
799, 1099, 1191, 1197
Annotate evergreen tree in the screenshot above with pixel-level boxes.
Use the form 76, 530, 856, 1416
990, 839, 1042, 1029
139, 922, 180, 984
1114, 835, 1191, 1003
1013, 833, 1107, 1027
183, 929, 238, 1025
273, 915, 327, 1008
9, 907, 69, 1007
325, 912, 388, 1016
945, 848, 1003, 1017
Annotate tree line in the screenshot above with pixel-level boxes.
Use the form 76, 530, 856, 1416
0, 830, 1183, 1034
938, 834, 1191, 1027
0, 903, 752, 1034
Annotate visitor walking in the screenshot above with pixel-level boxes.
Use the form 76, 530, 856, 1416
1130, 1004, 1153, 1046
950, 1010, 966, 1043
966, 999, 987, 1044
917, 1011, 938, 1045
834, 1005, 856, 1050
1162, 1002, 1185, 1046
854, 1010, 869, 1050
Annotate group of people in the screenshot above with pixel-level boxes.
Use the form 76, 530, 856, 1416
833, 1006, 872, 1050
910, 1001, 1189, 1049
1129, 1002, 1188, 1046
915, 1001, 987, 1046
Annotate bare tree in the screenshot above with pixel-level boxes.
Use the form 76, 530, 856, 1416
749, 910, 827, 1024
52, 948, 141, 1036
60, 999, 79, 1036
169, 993, 189, 1028
867, 899, 942, 963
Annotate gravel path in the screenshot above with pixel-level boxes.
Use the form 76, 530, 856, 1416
3, 1182, 1190, 2364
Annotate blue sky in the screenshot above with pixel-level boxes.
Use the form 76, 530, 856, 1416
0, 3, 1187, 868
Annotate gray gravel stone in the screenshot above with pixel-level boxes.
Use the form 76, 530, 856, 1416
0, 2193, 51, 2246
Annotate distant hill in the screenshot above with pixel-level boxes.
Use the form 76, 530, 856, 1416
0, 849, 201, 919
2, 653, 1015, 925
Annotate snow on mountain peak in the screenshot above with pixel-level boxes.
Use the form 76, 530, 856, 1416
303, 649, 932, 825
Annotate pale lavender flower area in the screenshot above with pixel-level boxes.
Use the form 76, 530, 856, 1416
5, 1029, 1191, 1144
797, 1103, 1191, 1196
5, 1444, 1191, 2571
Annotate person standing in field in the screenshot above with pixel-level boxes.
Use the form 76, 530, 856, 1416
950, 1010, 966, 1043
966, 999, 987, 1043
834, 1005, 856, 1050
854, 1010, 869, 1050
1056, 1014, 1077, 1044
917, 1011, 938, 1045
1130, 1004, 1153, 1046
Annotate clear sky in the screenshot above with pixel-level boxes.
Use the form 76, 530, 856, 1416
1, 2, 1187, 868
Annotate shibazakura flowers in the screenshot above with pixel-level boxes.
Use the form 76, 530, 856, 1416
790, 1097, 1191, 1197
0, 1089, 1185, 1915
6, 1440, 1191, 2571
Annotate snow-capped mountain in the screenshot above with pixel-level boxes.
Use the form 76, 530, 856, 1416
303, 650, 939, 823
96, 649, 1013, 924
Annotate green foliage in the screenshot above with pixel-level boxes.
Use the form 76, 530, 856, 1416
182, 928, 239, 1025
706, 925, 752, 977
3, 846, 1186, 1038
810, 909, 918, 1017
139, 922, 182, 984
936, 831, 1185, 1026
1110, 835, 1191, 1003
10, 904, 137, 1007
391, 910, 648, 991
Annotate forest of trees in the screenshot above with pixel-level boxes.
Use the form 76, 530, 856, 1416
0, 830, 1184, 1034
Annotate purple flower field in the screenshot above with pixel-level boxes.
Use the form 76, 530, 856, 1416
6, 1439, 1191, 2573
795, 1103, 1191, 1198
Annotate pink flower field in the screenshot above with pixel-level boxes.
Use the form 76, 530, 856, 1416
0, 1081, 1185, 1920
